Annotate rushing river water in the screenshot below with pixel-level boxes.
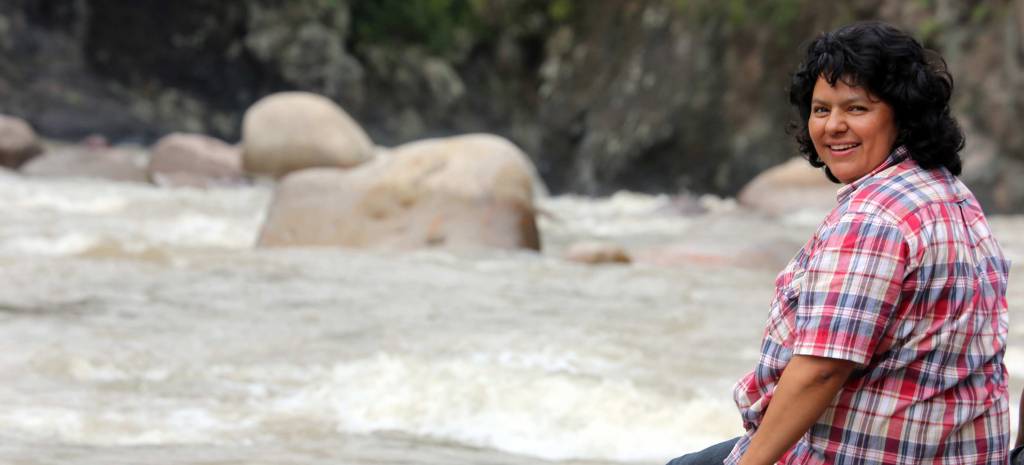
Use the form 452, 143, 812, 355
1, 174, 1022, 465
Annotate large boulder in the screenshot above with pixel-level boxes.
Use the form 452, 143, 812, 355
257, 133, 540, 251
0, 115, 43, 168
147, 133, 245, 187
737, 157, 838, 215
20, 145, 148, 183
241, 91, 373, 178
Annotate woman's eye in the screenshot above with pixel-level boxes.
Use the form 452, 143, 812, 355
849, 105, 867, 112
812, 107, 829, 114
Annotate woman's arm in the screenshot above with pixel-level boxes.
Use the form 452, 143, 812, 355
738, 354, 857, 465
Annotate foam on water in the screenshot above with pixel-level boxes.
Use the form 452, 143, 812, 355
0, 176, 270, 255
67, 356, 172, 383
0, 406, 253, 446
1, 351, 741, 462
133, 212, 262, 249
0, 232, 100, 255
539, 192, 702, 239
0, 179, 128, 214
272, 353, 740, 462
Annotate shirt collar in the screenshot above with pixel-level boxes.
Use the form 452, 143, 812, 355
835, 145, 909, 204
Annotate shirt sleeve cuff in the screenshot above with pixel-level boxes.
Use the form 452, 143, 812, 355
791, 342, 871, 366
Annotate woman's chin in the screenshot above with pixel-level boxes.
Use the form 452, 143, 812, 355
825, 164, 864, 184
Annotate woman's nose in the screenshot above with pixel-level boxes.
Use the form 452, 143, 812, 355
825, 113, 847, 134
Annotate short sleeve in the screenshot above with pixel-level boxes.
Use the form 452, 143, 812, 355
792, 212, 907, 364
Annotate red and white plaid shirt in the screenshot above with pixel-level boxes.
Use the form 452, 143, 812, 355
726, 146, 1011, 465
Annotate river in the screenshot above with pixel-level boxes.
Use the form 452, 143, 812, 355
0, 174, 1021, 464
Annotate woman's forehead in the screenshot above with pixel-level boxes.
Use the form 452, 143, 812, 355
812, 76, 882, 102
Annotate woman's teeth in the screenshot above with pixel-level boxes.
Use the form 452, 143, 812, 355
830, 143, 859, 150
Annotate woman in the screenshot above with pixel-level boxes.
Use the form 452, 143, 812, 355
668, 21, 1011, 465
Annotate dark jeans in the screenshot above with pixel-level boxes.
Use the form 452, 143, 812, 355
665, 437, 741, 465
670, 439, 1022, 464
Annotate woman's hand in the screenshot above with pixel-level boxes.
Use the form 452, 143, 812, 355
738, 354, 856, 465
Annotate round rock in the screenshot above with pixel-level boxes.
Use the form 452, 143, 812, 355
0, 115, 43, 168
242, 91, 373, 178
148, 133, 245, 187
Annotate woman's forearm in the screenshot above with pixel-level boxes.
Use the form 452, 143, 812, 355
738, 355, 856, 465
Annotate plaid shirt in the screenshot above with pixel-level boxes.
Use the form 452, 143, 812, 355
726, 146, 1011, 465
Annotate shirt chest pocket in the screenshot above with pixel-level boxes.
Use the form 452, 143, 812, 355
765, 265, 805, 344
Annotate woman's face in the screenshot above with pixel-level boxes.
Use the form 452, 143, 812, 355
809, 76, 899, 184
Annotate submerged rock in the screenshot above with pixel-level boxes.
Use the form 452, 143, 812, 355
242, 91, 373, 178
21, 145, 148, 183
634, 238, 800, 270
0, 115, 43, 168
564, 241, 631, 265
148, 133, 245, 187
257, 133, 540, 251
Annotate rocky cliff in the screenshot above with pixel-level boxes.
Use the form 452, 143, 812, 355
1, 0, 1021, 210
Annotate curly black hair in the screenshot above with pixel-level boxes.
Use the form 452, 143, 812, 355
788, 21, 964, 183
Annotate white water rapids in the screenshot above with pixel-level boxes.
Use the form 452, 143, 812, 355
0, 174, 1022, 464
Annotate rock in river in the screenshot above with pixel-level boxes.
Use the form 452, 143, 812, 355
564, 241, 631, 265
737, 157, 838, 215
0, 115, 43, 168
242, 91, 373, 178
257, 133, 541, 251
148, 133, 245, 187
20, 144, 148, 183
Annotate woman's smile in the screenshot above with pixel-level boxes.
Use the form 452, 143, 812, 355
825, 142, 859, 155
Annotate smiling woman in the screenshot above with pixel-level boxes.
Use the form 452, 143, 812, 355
807, 79, 898, 184
788, 21, 965, 185
666, 21, 1011, 465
